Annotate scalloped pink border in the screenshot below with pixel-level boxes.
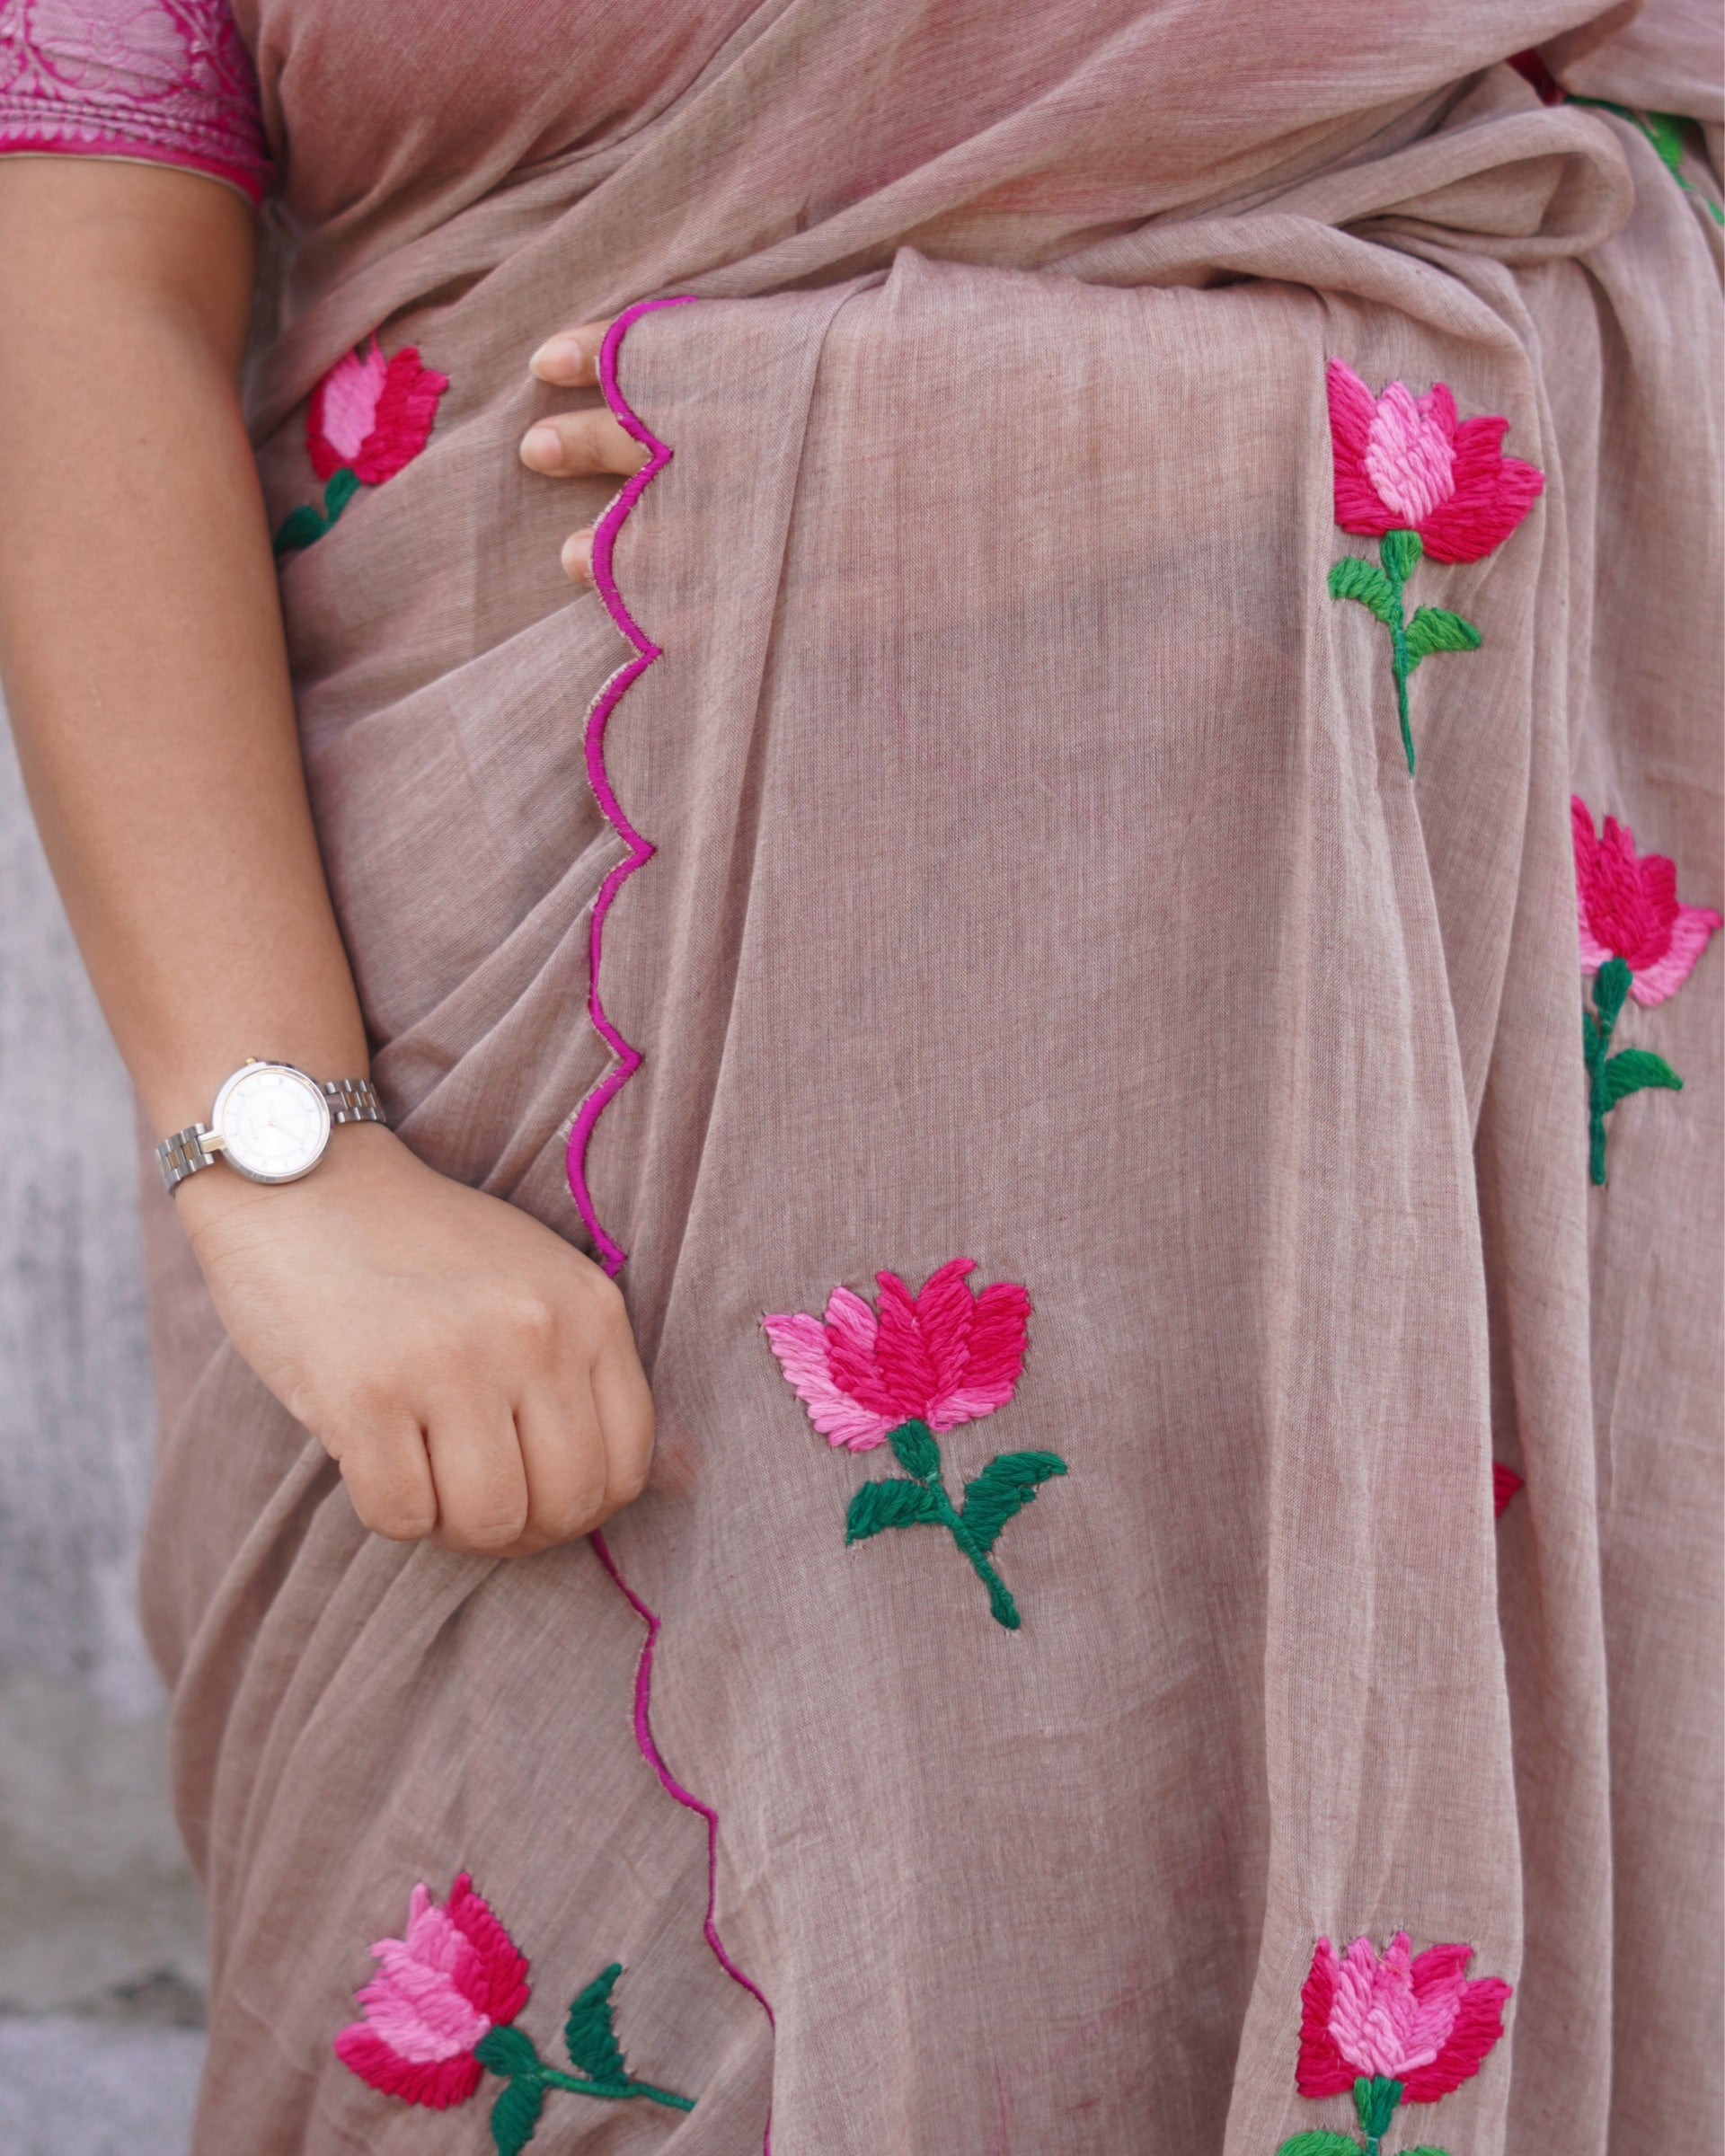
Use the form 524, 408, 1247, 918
564, 295, 695, 1274
591, 1530, 776, 2149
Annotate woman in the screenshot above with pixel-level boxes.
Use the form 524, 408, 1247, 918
0, 2, 1718, 2151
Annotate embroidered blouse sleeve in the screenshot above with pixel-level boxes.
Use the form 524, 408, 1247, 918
0, 0, 270, 207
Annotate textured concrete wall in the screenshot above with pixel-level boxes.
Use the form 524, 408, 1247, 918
0, 701, 206, 2149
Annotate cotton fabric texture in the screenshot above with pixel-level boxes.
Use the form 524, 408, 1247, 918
22, 0, 1722, 2150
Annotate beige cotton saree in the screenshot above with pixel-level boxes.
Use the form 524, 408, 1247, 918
128, 2, 1722, 2151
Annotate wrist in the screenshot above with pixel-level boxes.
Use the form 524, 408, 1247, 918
175, 1117, 402, 1250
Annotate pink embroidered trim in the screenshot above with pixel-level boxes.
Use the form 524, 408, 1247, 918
563, 296, 695, 1276
589, 1529, 775, 2152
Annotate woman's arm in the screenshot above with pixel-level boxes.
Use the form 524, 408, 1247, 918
0, 156, 652, 1555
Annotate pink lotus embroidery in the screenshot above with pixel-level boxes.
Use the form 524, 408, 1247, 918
1326, 358, 1544, 773
276, 338, 448, 555
334, 1873, 528, 2109
334, 1874, 693, 2148
1282, 1931, 1512, 2156
1573, 797, 1721, 1004
763, 1260, 1061, 1630
1492, 1462, 1523, 1519
1573, 798, 1719, 1184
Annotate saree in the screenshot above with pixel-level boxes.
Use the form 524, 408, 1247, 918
121, 1, 1722, 2150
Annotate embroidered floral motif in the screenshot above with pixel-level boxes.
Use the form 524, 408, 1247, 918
1573, 797, 1720, 1184
1326, 360, 1544, 773
762, 1259, 1064, 1630
334, 1873, 694, 2150
1278, 1932, 1512, 2156
1492, 1462, 1523, 1518
274, 339, 448, 555
1510, 59, 1725, 229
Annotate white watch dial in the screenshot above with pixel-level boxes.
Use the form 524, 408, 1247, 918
213, 1064, 332, 1183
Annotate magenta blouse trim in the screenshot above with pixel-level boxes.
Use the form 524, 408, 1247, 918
0, 0, 271, 208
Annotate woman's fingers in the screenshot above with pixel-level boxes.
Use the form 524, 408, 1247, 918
528, 321, 609, 387
590, 1318, 656, 1509
561, 528, 596, 586
522, 320, 624, 587
509, 1376, 609, 1551
334, 1409, 438, 1543
425, 1397, 531, 1555
519, 405, 647, 480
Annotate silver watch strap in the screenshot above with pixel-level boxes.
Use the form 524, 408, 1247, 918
154, 1075, 386, 1193
155, 1123, 218, 1191
322, 1076, 387, 1127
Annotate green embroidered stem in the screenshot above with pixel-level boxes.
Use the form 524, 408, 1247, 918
845, 1421, 1067, 1630
1355, 2074, 1402, 2155
537, 2067, 695, 2110
928, 1477, 1021, 1628
475, 1970, 696, 2154
1384, 538, 1415, 774
272, 465, 362, 557
1274, 2076, 1450, 2156
1328, 530, 1480, 776
1583, 955, 1682, 1185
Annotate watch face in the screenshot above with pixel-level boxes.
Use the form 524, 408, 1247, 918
213, 1064, 331, 1183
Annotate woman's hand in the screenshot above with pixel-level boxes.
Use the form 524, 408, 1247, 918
520, 320, 643, 585
179, 1127, 654, 1557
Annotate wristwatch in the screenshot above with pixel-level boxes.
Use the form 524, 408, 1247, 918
155, 1060, 387, 1193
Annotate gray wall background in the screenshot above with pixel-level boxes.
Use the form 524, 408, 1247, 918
1, 699, 207, 2152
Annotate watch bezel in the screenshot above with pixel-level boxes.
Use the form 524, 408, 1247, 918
210, 1061, 332, 1184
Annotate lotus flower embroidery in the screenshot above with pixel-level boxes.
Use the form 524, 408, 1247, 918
763, 1259, 1064, 1630
333, 1873, 693, 2151
275, 338, 448, 555
1325, 359, 1544, 773
1573, 797, 1720, 1184
1278, 1931, 1512, 2156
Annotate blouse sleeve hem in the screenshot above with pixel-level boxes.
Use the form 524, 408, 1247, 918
0, 125, 269, 209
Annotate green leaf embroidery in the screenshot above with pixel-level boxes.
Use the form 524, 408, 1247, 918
888, 1419, 942, 1479
476, 2025, 539, 2079
845, 1478, 942, 1543
1274, 2134, 1360, 2156
1328, 554, 1398, 623
1604, 1047, 1682, 1105
1643, 110, 1687, 177
1380, 526, 1423, 580
271, 503, 326, 556
1403, 605, 1482, 663
960, 1452, 1069, 1555
1401, 2147, 1454, 2155
489, 2069, 546, 2156
563, 1964, 629, 2084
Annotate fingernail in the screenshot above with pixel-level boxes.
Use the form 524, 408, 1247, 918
562, 529, 595, 583
520, 424, 564, 473
529, 336, 591, 385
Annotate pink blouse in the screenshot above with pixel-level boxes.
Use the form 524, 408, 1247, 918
0, 0, 270, 205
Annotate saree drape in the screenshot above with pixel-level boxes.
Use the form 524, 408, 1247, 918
136, 3, 1721, 2150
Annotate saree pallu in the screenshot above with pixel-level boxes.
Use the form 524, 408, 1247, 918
137, 4, 1722, 2150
